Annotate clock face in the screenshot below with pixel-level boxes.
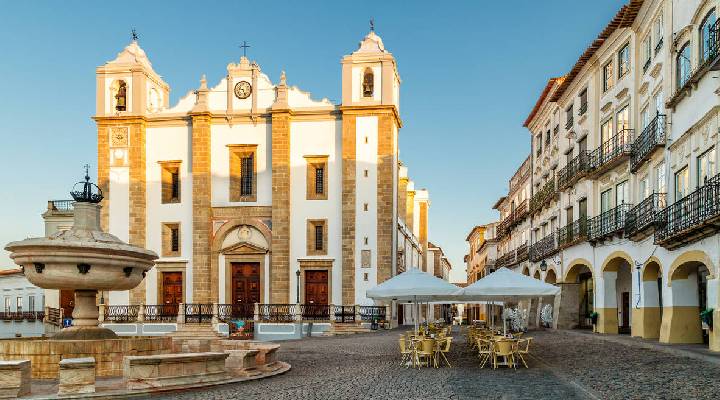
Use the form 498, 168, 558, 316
234, 81, 252, 99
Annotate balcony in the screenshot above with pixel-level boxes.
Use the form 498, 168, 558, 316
557, 219, 588, 249
625, 193, 667, 240
530, 177, 557, 214
47, 200, 75, 212
578, 102, 588, 117
495, 251, 515, 268
655, 174, 720, 249
516, 242, 529, 263
588, 129, 633, 177
497, 200, 530, 238
631, 114, 666, 172
588, 204, 632, 242
557, 151, 591, 190
529, 232, 558, 262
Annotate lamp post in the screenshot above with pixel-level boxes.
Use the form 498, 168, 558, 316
539, 260, 548, 272
296, 270, 301, 304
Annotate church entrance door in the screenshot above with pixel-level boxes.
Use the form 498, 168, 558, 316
60, 290, 75, 318
304, 270, 329, 320
231, 263, 260, 319
161, 272, 183, 305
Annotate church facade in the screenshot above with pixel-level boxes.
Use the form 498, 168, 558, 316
93, 30, 440, 312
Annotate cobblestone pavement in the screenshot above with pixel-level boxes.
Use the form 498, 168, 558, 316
145, 328, 720, 399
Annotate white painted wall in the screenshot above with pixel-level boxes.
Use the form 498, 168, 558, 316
288, 119, 343, 304
355, 116, 378, 304
145, 125, 194, 304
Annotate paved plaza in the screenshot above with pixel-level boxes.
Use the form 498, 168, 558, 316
143, 327, 720, 399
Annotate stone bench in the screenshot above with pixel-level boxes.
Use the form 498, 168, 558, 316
59, 357, 96, 395
219, 341, 280, 367
225, 349, 259, 376
123, 352, 229, 390
0, 360, 31, 399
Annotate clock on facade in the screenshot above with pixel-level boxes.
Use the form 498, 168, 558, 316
234, 81, 252, 99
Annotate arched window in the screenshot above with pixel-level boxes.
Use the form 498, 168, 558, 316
700, 9, 717, 62
115, 80, 127, 111
362, 68, 374, 98
677, 42, 692, 89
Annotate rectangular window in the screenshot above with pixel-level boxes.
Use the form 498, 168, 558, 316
536, 134, 542, 156
307, 220, 327, 255
229, 144, 258, 202
601, 118, 613, 145
28, 295, 35, 312
4, 297, 9, 313
654, 92, 664, 115
566, 105, 574, 129
361, 249, 372, 268
641, 106, 650, 130
603, 60, 614, 92
16, 297, 22, 313
578, 136, 587, 154
656, 162, 666, 193
579, 89, 588, 115
616, 105, 630, 132
655, 14, 664, 53
566, 206, 574, 225
675, 166, 689, 201
697, 147, 716, 186
616, 180, 629, 206
160, 161, 181, 204
162, 222, 181, 257
601, 189, 612, 213
618, 43, 630, 78
642, 35, 652, 68
305, 155, 329, 200
639, 176, 649, 201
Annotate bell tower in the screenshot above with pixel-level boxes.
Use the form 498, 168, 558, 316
94, 38, 168, 305
340, 29, 401, 305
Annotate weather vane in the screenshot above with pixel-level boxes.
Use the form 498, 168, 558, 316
131, 28, 139, 42
239, 41, 250, 58
370, 18, 375, 32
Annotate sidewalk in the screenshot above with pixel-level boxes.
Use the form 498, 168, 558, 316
563, 329, 720, 365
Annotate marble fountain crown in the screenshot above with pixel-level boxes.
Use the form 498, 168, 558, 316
5, 170, 158, 340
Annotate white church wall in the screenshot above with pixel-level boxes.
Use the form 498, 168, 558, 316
145, 126, 194, 305
210, 123, 272, 207
355, 116, 378, 304
288, 119, 343, 304
108, 167, 130, 305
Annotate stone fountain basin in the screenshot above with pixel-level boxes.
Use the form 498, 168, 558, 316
6, 239, 155, 291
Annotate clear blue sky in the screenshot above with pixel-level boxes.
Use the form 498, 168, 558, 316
0, 1, 627, 282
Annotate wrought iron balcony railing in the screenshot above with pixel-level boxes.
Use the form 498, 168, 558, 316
359, 306, 387, 322
516, 242, 529, 263
497, 200, 530, 238
625, 193, 666, 239
588, 204, 633, 242
631, 114, 666, 172
530, 177, 557, 214
143, 304, 179, 322
558, 151, 591, 190
589, 129, 633, 174
258, 304, 298, 322
495, 251, 516, 268
578, 102, 588, 116
529, 232, 558, 262
47, 200, 75, 212
218, 303, 255, 321
655, 174, 720, 248
557, 219, 588, 248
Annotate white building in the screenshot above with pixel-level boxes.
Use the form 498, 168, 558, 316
0, 269, 45, 339
496, 0, 720, 350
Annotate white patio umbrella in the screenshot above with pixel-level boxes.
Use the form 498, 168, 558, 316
454, 268, 560, 334
366, 267, 460, 333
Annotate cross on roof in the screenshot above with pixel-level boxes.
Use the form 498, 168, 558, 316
131, 28, 139, 42
239, 41, 250, 58
83, 164, 91, 181
370, 18, 374, 31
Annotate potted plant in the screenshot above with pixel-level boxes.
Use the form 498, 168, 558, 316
701, 308, 714, 330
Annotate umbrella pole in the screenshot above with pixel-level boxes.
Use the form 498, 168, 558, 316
414, 296, 418, 335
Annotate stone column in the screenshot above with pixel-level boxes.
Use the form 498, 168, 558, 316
177, 303, 185, 325
191, 113, 212, 303
127, 121, 148, 305
212, 303, 219, 325
270, 110, 291, 303
556, 283, 580, 329
137, 304, 145, 323
98, 304, 105, 323
341, 115, 356, 305
376, 113, 395, 284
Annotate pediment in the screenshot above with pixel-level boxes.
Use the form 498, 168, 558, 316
222, 241, 268, 255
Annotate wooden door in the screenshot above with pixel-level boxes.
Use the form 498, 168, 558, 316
621, 292, 630, 332
231, 263, 260, 311
60, 290, 74, 317
304, 270, 328, 305
162, 272, 183, 305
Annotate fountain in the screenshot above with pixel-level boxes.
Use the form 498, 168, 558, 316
5, 169, 158, 340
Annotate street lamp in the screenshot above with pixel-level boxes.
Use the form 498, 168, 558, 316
296, 270, 301, 304
539, 260, 548, 272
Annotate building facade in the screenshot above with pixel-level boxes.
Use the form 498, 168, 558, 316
0, 269, 46, 339
487, 0, 720, 350
464, 224, 498, 323
93, 30, 442, 321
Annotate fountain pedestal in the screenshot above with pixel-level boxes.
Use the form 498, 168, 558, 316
53, 290, 118, 340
